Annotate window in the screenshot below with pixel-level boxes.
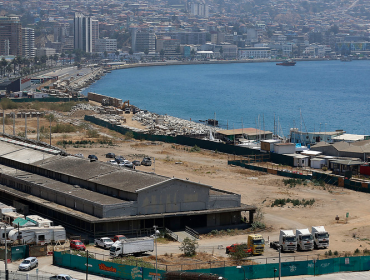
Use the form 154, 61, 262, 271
38, 235, 45, 241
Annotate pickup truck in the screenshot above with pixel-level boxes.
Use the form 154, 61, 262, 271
50, 274, 77, 280
94, 237, 114, 249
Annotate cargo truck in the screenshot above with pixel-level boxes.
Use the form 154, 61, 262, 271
247, 234, 265, 255
296, 228, 314, 251
110, 237, 154, 257
270, 230, 297, 252
312, 226, 329, 249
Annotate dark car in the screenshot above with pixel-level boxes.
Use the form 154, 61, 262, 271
106, 152, 115, 158
88, 155, 98, 162
115, 156, 126, 164
141, 157, 152, 166
132, 160, 141, 166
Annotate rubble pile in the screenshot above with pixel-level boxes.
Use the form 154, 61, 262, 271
132, 111, 217, 136
69, 103, 101, 115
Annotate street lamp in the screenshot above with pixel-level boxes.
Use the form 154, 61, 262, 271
274, 268, 277, 280
278, 245, 282, 280
236, 266, 246, 280
153, 225, 160, 280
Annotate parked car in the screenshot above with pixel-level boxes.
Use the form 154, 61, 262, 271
19, 257, 38, 271
132, 160, 141, 166
107, 159, 118, 165
106, 152, 115, 158
115, 156, 126, 164
94, 237, 114, 249
141, 157, 152, 166
123, 161, 134, 169
74, 153, 84, 158
70, 240, 86, 251
88, 155, 98, 162
50, 274, 78, 280
112, 235, 127, 242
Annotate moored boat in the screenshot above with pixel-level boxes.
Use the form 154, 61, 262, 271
276, 60, 296, 66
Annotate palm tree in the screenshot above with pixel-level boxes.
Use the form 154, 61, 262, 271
0, 58, 7, 77
53, 54, 59, 66
61, 52, 66, 65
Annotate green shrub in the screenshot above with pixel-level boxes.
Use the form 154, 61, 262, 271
190, 145, 201, 152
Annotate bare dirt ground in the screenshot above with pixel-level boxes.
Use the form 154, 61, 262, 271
5, 101, 370, 264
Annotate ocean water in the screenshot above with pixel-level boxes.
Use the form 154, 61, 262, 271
82, 60, 370, 136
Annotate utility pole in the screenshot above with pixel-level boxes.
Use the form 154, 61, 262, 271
49, 117, 52, 145
25, 113, 27, 138
37, 115, 39, 141
12, 113, 15, 136
86, 250, 89, 280
153, 225, 159, 280
4, 224, 8, 280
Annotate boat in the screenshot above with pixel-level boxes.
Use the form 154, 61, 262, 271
340, 56, 352, 62
276, 60, 296, 66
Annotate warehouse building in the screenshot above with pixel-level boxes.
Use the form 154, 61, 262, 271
0, 137, 255, 237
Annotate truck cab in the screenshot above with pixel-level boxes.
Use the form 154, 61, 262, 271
279, 230, 297, 252
312, 226, 329, 249
296, 228, 313, 251
247, 234, 265, 255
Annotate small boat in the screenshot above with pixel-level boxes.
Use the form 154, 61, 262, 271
207, 119, 218, 126
276, 60, 296, 66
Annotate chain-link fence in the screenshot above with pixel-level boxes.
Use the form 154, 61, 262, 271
0, 269, 55, 280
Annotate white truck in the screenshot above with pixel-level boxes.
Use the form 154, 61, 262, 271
8, 226, 66, 244
94, 237, 114, 249
312, 226, 329, 249
110, 237, 154, 257
271, 230, 297, 252
296, 228, 314, 251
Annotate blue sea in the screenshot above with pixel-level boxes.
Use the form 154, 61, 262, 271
82, 60, 370, 136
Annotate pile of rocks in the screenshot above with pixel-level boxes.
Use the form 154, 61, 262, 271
132, 111, 217, 136
69, 103, 101, 115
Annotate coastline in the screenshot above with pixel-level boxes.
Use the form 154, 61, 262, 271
108, 57, 333, 70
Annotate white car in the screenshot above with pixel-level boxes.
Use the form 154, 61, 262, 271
107, 159, 118, 165
94, 237, 114, 249
19, 257, 38, 271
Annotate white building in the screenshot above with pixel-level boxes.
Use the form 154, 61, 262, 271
74, 13, 99, 53
36, 48, 56, 57
239, 47, 271, 59
95, 38, 117, 53
22, 28, 36, 58
190, 3, 209, 18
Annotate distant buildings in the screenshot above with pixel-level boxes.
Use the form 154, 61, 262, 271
190, 3, 209, 18
74, 13, 99, 53
0, 15, 22, 57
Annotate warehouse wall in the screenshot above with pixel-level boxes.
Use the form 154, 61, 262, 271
137, 180, 209, 215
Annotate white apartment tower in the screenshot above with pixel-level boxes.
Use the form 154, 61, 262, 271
190, 3, 209, 18
22, 28, 36, 58
74, 13, 99, 53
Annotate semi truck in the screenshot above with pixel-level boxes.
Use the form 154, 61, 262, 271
8, 226, 66, 244
270, 230, 297, 252
312, 226, 329, 249
247, 234, 265, 255
110, 237, 154, 257
296, 228, 314, 251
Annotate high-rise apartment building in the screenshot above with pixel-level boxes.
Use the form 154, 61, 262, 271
22, 28, 35, 58
134, 32, 156, 53
190, 3, 209, 18
74, 13, 99, 53
0, 15, 22, 56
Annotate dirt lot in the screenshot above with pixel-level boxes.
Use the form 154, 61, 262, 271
4, 101, 370, 264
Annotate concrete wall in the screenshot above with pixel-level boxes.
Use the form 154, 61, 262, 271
137, 180, 209, 215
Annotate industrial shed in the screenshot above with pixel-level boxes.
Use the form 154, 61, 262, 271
0, 138, 255, 237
